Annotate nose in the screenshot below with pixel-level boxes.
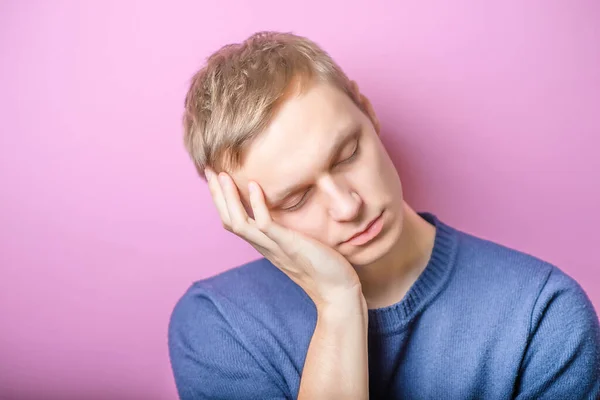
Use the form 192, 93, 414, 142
322, 177, 363, 221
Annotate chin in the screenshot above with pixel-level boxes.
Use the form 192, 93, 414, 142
344, 209, 404, 267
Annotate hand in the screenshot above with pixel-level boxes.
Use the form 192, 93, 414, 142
205, 169, 362, 308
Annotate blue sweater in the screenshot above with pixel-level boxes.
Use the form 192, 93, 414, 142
169, 213, 600, 399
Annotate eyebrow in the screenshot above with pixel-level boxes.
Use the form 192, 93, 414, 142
268, 123, 361, 207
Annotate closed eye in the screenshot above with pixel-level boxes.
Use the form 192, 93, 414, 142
335, 139, 360, 166
280, 137, 360, 212
281, 190, 311, 212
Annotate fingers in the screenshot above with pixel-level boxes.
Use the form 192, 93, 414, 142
208, 170, 274, 249
205, 168, 231, 228
218, 172, 251, 234
248, 181, 298, 254
247, 181, 270, 228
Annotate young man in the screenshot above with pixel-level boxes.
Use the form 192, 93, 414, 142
169, 31, 600, 399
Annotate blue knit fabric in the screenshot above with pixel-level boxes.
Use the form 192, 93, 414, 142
169, 213, 600, 399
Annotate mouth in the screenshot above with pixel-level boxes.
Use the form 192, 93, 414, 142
341, 211, 385, 246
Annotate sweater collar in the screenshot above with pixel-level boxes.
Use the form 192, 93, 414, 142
367, 212, 459, 335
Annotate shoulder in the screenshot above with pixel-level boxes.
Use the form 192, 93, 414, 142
454, 227, 597, 311
515, 261, 600, 397
452, 228, 599, 351
442, 225, 599, 396
167, 258, 310, 399
528, 265, 599, 351
451, 228, 558, 298
169, 257, 309, 331
168, 257, 316, 363
444, 225, 598, 335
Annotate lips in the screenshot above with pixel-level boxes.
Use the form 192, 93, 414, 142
342, 212, 383, 244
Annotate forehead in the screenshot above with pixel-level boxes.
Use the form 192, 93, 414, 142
236, 83, 362, 196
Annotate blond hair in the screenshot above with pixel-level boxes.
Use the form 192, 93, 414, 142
182, 31, 364, 178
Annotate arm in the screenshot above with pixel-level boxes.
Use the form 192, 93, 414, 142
298, 286, 369, 400
515, 267, 600, 399
205, 170, 370, 399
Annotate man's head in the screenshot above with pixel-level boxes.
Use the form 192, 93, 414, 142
183, 31, 405, 266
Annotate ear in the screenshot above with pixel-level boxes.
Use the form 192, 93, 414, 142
350, 80, 381, 135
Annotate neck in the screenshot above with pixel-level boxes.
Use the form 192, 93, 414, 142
356, 203, 437, 309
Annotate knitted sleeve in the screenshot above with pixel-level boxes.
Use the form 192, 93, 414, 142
515, 267, 600, 399
168, 290, 289, 400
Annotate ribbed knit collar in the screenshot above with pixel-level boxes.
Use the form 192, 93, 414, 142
367, 212, 458, 335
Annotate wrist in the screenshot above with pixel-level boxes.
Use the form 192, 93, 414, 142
315, 285, 367, 319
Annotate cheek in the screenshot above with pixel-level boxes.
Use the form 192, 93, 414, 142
347, 142, 402, 210
275, 208, 330, 241
352, 142, 393, 194
377, 147, 403, 196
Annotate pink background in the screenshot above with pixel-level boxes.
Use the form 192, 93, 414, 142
1, 1, 599, 399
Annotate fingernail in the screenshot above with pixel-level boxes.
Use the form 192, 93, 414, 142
204, 169, 213, 181
218, 174, 227, 186
248, 182, 255, 194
